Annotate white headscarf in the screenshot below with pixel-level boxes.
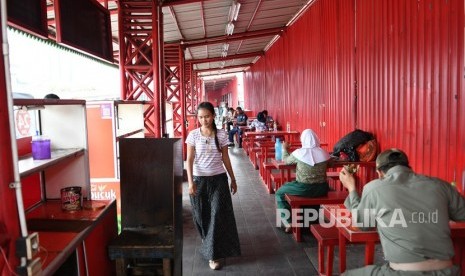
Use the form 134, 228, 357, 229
291, 129, 330, 166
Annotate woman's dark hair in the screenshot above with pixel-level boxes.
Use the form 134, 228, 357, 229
262, 110, 268, 116
257, 112, 266, 123
197, 102, 221, 152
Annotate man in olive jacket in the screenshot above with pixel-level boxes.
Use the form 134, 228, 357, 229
340, 148, 465, 275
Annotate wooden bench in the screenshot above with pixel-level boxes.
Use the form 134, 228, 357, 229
271, 172, 296, 192
310, 224, 339, 276
284, 191, 348, 242
249, 147, 261, 169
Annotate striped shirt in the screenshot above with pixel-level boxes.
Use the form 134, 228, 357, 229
185, 128, 229, 176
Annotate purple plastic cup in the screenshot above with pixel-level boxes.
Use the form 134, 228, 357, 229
31, 138, 51, 160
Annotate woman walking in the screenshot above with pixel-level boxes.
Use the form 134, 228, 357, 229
185, 101, 241, 270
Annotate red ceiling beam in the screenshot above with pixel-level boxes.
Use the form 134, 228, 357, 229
161, 0, 204, 7
200, 1, 206, 38
179, 27, 284, 48
246, 0, 263, 31
194, 63, 253, 73
188, 51, 263, 64
169, 6, 185, 40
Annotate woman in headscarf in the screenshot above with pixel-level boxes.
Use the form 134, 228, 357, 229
275, 129, 330, 232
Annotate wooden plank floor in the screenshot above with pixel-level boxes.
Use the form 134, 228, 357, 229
182, 146, 385, 275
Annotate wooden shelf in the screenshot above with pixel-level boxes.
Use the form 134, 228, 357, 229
19, 148, 85, 178
13, 99, 86, 106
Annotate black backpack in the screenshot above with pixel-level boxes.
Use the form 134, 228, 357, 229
332, 129, 374, 161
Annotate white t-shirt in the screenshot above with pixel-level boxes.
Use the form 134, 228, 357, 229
185, 128, 229, 176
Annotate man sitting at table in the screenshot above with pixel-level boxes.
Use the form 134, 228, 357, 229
339, 148, 465, 275
228, 107, 248, 148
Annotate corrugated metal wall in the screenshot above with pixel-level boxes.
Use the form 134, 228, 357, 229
205, 77, 238, 107
244, 0, 464, 190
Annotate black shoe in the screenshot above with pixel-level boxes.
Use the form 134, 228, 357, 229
238, 144, 242, 148
228, 143, 235, 147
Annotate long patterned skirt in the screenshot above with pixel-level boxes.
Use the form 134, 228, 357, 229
190, 173, 241, 260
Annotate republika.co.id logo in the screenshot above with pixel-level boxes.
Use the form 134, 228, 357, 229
276, 208, 438, 228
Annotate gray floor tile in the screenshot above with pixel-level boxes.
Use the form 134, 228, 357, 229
182, 147, 382, 275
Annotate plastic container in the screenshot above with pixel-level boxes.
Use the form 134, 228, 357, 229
61, 186, 82, 211
31, 135, 51, 160
275, 138, 282, 161
273, 121, 277, 131
286, 122, 291, 132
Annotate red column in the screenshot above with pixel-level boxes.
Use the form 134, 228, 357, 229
151, 3, 161, 137
0, 29, 20, 273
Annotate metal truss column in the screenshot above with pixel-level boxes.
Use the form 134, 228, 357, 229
118, 0, 162, 137
164, 45, 184, 138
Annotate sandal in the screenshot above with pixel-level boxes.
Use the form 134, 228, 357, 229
209, 260, 221, 270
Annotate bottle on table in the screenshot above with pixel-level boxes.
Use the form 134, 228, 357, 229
286, 122, 290, 132
275, 138, 282, 161
273, 121, 277, 131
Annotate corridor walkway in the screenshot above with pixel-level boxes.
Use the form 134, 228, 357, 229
182, 147, 384, 275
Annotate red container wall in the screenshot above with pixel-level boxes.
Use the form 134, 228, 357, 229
356, 0, 464, 184
244, 0, 464, 189
205, 77, 238, 107
245, 0, 356, 143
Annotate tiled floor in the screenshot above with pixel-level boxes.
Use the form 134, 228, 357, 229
182, 147, 385, 275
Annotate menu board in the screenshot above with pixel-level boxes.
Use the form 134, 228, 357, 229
55, 0, 113, 62
7, 0, 48, 38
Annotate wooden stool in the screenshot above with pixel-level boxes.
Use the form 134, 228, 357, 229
310, 224, 339, 276
285, 192, 347, 242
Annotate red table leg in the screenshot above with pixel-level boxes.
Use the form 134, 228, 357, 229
338, 231, 346, 273
291, 203, 302, 242
365, 241, 375, 264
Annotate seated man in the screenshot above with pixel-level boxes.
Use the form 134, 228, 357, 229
228, 107, 248, 147
224, 107, 236, 132
339, 148, 465, 275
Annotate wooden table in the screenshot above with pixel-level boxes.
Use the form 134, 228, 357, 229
326, 160, 376, 192
271, 159, 296, 186
244, 130, 300, 141
321, 204, 465, 274
244, 131, 300, 152
269, 160, 375, 190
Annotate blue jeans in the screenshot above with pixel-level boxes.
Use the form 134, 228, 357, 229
228, 127, 243, 145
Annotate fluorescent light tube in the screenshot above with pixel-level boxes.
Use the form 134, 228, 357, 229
233, 2, 241, 21
225, 22, 235, 35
